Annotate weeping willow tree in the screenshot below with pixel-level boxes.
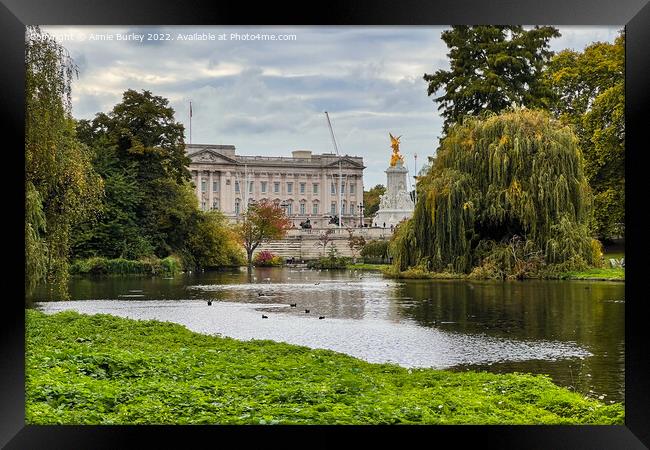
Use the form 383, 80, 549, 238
25, 26, 103, 297
391, 108, 601, 278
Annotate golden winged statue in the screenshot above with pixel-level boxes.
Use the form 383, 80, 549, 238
389, 133, 404, 166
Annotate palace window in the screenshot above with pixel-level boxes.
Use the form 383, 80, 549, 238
331, 183, 335, 194
287, 202, 293, 215
235, 200, 240, 215
313, 183, 319, 194
213, 181, 219, 193
350, 183, 355, 194
312, 202, 319, 214
331, 202, 336, 215
342, 201, 347, 215
300, 183, 306, 194
300, 202, 306, 215
212, 199, 220, 210
249, 181, 254, 194
261, 182, 267, 193
201, 179, 207, 192
287, 182, 293, 193
235, 181, 240, 193
341, 182, 345, 194
201, 200, 207, 210
274, 182, 280, 193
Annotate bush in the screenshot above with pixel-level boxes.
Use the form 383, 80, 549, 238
253, 251, 283, 267
360, 240, 390, 263
187, 210, 246, 269
160, 255, 183, 275
69, 256, 183, 276
307, 247, 351, 269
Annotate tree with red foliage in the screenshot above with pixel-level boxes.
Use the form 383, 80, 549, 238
236, 200, 291, 270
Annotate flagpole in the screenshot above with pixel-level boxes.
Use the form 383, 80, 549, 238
189, 101, 192, 145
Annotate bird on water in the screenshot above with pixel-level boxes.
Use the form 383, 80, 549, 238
319, 316, 325, 320
289, 303, 297, 307
262, 315, 268, 319
305, 309, 310, 313
207, 300, 212, 306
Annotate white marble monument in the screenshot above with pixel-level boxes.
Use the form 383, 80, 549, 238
373, 134, 415, 228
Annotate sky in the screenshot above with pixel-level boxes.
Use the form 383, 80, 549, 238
41, 25, 622, 188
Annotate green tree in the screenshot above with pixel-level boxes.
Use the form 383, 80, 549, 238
187, 210, 245, 269
236, 200, 291, 270
360, 240, 389, 263
391, 109, 598, 277
73, 90, 194, 259
544, 31, 624, 240
363, 184, 386, 218
424, 26, 560, 133
25, 26, 103, 297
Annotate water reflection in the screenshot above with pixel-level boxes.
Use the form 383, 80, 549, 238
29, 267, 624, 403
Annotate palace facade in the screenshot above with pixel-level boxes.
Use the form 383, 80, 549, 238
187, 144, 365, 228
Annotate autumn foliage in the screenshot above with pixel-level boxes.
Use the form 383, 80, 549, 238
236, 200, 291, 268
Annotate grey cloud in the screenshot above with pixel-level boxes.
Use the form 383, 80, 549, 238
42, 25, 620, 187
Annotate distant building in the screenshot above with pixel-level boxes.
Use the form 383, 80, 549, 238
186, 144, 365, 228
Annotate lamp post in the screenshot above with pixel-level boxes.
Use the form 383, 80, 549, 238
358, 203, 364, 227
414, 153, 418, 205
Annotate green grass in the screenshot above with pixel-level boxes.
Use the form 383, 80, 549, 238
346, 263, 391, 271
383, 265, 625, 281
26, 310, 623, 425
382, 266, 468, 279
558, 267, 625, 281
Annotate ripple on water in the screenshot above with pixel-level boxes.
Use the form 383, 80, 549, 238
36, 300, 591, 369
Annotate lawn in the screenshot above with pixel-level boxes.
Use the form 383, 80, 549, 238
560, 268, 625, 281
26, 310, 624, 425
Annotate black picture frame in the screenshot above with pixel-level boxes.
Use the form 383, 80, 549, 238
2, 0, 648, 447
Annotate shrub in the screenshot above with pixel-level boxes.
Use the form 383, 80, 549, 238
69, 256, 183, 276
161, 255, 183, 275
307, 247, 351, 269
360, 240, 390, 263
253, 251, 283, 267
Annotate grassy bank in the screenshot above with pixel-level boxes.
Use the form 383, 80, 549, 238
26, 310, 623, 425
558, 268, 625, 281
383, 266, 624, 281
69, 256, 183, 276
346, 263, 391, 271
382, 266, 468, 280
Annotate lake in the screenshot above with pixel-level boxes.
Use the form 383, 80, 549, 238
29, 267, 625, 403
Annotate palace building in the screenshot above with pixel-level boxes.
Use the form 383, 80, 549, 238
186, 144, 366, 228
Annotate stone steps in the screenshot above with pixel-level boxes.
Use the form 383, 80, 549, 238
252, 235, 363, 260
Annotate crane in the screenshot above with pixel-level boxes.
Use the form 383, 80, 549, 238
324, 111, 345, 230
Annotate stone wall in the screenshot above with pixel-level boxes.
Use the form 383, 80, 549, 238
252, 227, 393, 260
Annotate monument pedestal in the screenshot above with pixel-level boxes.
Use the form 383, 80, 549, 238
373, 160, 414, 228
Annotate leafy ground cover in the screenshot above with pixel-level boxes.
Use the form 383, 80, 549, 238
26, 310, 623, 425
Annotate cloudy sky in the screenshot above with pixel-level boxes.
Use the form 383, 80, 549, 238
42, 25, 622, 188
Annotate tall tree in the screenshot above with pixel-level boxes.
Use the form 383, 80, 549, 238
391, 109, 598, 277
236, 200, 291, 270
424, 26, 560, 133
25, 26, 103, 296
544, 31, 624, 240
74, 90, 193, 259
